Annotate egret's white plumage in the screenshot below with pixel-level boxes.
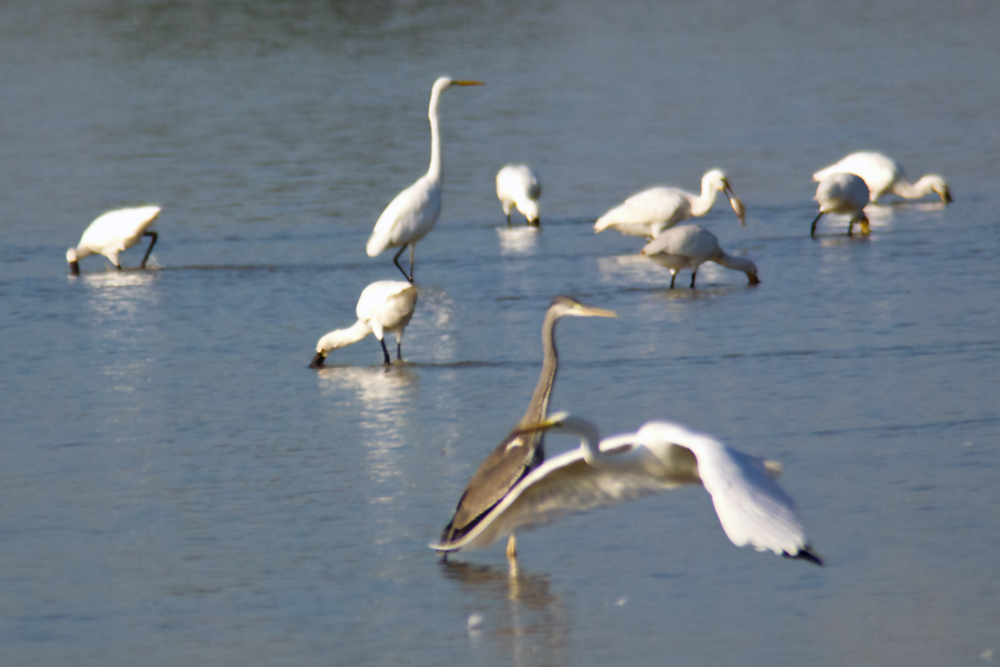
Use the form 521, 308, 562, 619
640, 224, 759, 288
310, 280, 418, 367
496, 164, 541, 226
366, 77, 483, 283
812, 151, 951, 204
811, 172, 871, 237
594, 169, 745, 238
66, 206, 161, 275
431, 413, 821, 565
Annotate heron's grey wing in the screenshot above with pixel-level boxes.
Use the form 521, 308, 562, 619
432, 438, 674, 552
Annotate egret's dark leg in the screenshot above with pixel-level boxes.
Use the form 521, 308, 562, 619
847, 219, 854, 237
690, 270, 697, 288
396, 341, 402, 361
139, 231, 158, 269
408, 245, 416, 283
669, 272, 677, 289
392, 245, 412, 283
506, 212, 512, 227
810, 212, 824, 237
379, 339, 391, 365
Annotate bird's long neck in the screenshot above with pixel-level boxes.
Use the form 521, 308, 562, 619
715, 252, 758, 281
518, 312, 559, 428
892, 175, 933, 199
317, 320, 371, 354
426, 86, 443, 184
691, 179, 721, 217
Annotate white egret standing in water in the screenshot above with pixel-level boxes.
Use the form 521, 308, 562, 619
811, 172, 871, 237
66, 206, 161, 275
640, 224, 759, 288
437, 297, 617, 559
594, 169, 745, 238
431, 412, 822, 565
812, 151, 951, 204
310, 280, 418, 367
496, 164, 541, 226
366, 77, 484, 283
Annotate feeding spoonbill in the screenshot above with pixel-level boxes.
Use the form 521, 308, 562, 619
496, 164, 541, 226
437, 297, 617, 560
309, 280, 418, 368
430, 412, 822, 565
811, 172, 871, 237
640, 224, 759, 288
65, 206, 161, 275
366, 77, 484, 283
812, 151, 951, 204
594, 169, 745, 238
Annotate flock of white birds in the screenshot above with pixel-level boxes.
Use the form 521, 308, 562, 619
64, 76, 952, 567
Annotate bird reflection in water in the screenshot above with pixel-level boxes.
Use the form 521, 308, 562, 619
496, 226, 540, 255
315, 365, 419, 435
440, 559, 569, 667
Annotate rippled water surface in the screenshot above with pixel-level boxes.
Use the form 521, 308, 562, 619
2, 1, 999, 665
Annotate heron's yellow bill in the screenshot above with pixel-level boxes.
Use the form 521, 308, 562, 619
572, 304, 618, 318
451, 80, 485, 86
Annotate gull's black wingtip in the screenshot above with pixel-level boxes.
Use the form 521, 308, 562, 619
784, 546, 824, 567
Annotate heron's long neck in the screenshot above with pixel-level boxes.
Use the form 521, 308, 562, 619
518, 313, 559, 428
426, 88, 443, 183
690, 181, 720, 217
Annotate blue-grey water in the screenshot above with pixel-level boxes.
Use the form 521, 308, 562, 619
2, 1, 999, 665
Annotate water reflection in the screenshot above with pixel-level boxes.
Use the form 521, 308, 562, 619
596, 253, 662, 286
440, 560, 569, 667
496, 226, 540, 255
315, 365, 419, 436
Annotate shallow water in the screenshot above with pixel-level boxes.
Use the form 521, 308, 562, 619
2, 1, 1000, 665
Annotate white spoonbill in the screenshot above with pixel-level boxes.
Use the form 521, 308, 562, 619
430, 412, 822, 565
812, 151, 951, 204
496, 164, 541, 226
436, 297, 617, 560
594, 169, 745, 238
309, 280, 418, 368
640, 224, 759, 288
366, 77, 484, 283
65, 206, 161, 275
811, 172, 870, 237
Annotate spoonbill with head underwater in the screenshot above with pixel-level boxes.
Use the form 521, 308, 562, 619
66, 206, 161, 275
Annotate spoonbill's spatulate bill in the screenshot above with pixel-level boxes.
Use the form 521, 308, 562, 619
436, 297, 617, 560
365, 77, 484, 283
640, 224, 759, 288
496, 164, 541, 226
310, 280, 418, 368
66, 206, 161, 275
811, 172, 871, 237
594, 169, 745, 239
431, 412, 822, 566
812, 151, 951, 204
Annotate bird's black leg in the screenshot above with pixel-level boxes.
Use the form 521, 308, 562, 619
139, 231, 158, 269
506, 212, 512, 227
690, 270, 697, 288
392, 245, 412, 283
810, 212, 824, 237
396, 341, 402, 361
379, 339, 391, 365
409, 245, 416, 283
847, 220, 854, 237
669, 272, 677, 289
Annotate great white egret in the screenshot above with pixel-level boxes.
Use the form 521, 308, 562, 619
811, 172, 871, 237
496, 164, 541, 226
437, 297, 618, 559
309, 280, 418, 368
594, 169, 746, 238
366, 77, 484, 283
640, 224, 759, 288
813, 151, 951, 204
65, 206, 161, 275
431, 412, 822, 565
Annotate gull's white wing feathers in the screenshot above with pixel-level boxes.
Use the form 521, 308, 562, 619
431, 435, 680, 552
636, 421, 809, 557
